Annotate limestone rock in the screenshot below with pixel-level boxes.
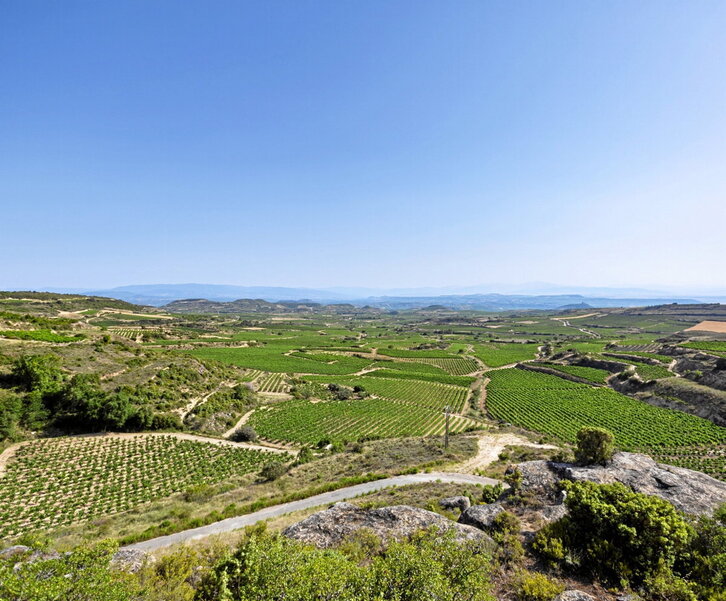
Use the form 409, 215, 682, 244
517, 452, 726, 516
537, 503, 568, 524
0, 545, 31, 560
510, 460, 561, 501
439, 496, 471, 511
555, 591, 598, 601
458, 503, 505, 530
283, 502, 494, 549
111, 548, 154, 573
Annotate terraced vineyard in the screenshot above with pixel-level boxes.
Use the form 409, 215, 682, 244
109, 328, 152, 339
630, 361, 673, 381
248, 398, 480, 444
605, 351, 674, 364
474, 343, 540, 367
0, 435, 287, 538
680, 340, 726, 354
539, 363, 611, 383
256, 372, 289, 393
240, 369, 264, 382
360, 377, 469, 412
486, 368, 726, 479
365, 368, 475, 387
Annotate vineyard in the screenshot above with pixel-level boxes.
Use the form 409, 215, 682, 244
486, 368, 726, 478
630, 361, 673, 381
539, 363, 611, 383
681, 341, 726, 354
606, 350, 674, 364
0, 435, 287, 539
189, 346, 373, 375
396, 356, 479, 375
0, 329, 85, 343
364, 377, 467, 412
474, 343, 540, 367
364, 368, 475, 387
248, 398, 480, 444
256, 372, 290, 393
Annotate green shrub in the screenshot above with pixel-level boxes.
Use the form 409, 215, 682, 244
575, 426, 614, 465
480, 483, 504, 504
491, 510, 520, 535
514, 571, 564, 601
232, 425, 258, 442
0, 540, 135, 601
197, 530, 493, 601
504, 467, 523, 491
259, 462, 289, 481
295, 446, 314, 464
642, 571, 697, 601
533, 481, 690, 586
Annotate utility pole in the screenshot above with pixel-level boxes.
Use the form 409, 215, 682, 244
444, 405, 450, 450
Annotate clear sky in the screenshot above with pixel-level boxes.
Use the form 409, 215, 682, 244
2, 1, 725, 292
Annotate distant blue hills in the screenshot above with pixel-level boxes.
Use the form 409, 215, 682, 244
36, 283, 726, 311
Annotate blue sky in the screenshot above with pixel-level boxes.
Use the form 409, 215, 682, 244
2, 1, 725, 292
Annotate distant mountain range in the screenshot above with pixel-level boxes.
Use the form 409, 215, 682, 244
34, 283, 726, 311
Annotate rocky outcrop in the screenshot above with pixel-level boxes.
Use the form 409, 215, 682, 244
439, 496, 471, 511
537, 503, 568, 524
111, 548, 153, 573
609, 376, 726, 427
573, 357, 628, 373
555, 592, 599, 601
0, 545, 31, 559
458, 503, 505, 529
283, 502, 494, 549
518, 363, 605, 386
517, 452, 726, 516
513, 460, 561, 502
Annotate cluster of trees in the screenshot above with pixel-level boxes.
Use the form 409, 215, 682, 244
0, 355, 181, 441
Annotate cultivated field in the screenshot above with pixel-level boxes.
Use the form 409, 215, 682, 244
1, 293, 726, 546
685, 320, 726, 334
0, 434, 286, 538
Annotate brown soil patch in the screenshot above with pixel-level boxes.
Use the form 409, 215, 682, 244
684, 320, 726, 333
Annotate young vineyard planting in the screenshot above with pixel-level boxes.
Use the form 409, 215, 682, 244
248, 398, 479, 444
486, 368, 726, 479
256, 372, 290, 393
0, 435, 287, 539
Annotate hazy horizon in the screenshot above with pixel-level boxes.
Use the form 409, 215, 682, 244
2, 2, 725, 291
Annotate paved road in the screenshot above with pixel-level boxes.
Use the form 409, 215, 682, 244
126, 472, 501, 551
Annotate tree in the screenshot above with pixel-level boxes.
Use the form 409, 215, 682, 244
11, 354, 64, 393
0, 390, 23, 440
575, 426, 614, 465
99, 395, 132, 430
